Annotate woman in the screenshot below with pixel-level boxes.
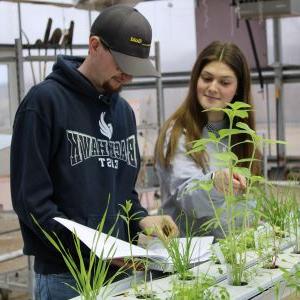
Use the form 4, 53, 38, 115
155, 41, 261, 237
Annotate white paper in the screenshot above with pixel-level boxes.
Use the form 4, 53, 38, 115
54, 217, 154, 260
147, 237, 213, 264
54, 217, 213, 264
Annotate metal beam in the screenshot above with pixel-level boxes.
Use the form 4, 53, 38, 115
273, 18, 286, 172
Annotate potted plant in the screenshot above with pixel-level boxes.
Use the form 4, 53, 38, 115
170, 273, 229, 300
254, 184, 295, 268
120, 200, 159, 300
189, 101, 285, 286
32, 209, 122, 300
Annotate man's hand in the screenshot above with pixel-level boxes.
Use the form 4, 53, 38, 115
139, 215, 179, 239
213, 168, 247, 194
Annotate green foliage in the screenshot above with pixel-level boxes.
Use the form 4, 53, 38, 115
255, 186, 291, 234
32, 209, 121, 300
120, 199, 144, 272
120, 200, 159, 299
170, 274, 229, 300
160, 214, 196, 280
212, 151, 238, 163
189, 101, 287, 286
281, 265, 300, 294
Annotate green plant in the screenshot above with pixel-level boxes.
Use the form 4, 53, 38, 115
159, 213, 196, 281
120, 200, 143, 272
286, 190, 300, 253
170, 274, 229, 300
281, 264, 300, 295
241, 227, 256, 250
120, 200, 158, 299
254, 224, 276, 268
189, 101, 285, 285
254, 185, 295, 268
32, 209, 121, 300
255, 185, 291, 237
134, 271, 159, 300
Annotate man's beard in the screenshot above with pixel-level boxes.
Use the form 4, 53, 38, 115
102, 78, 123, 93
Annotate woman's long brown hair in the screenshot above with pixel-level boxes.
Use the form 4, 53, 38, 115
155, 41, 261, 175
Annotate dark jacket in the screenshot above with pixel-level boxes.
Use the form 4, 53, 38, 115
10, 55, 147, 274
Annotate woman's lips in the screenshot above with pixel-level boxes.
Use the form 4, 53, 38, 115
205, 95, 221, 101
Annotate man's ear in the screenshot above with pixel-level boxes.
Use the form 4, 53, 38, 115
89, 36, 100, 55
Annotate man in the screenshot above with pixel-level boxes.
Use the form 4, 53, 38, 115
10, 5, 178, 300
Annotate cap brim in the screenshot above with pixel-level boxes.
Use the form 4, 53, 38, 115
110, 50, 161, 78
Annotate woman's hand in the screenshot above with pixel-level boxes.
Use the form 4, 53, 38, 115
213, 169, 246, 194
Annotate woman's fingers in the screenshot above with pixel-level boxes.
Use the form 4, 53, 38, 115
214, 169, 246, 194
233, 173, 247, 189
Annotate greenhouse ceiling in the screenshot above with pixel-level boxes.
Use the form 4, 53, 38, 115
0, 0, 154, 10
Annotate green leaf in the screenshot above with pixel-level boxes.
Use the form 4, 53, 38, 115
224, 195, 236, 203
253, 135, 263, 143
232, 140, 255, 148
192, 138, 211, 147
227, 101, 251, 110
213, 161, 229, 167
234, 110, 248, 119
125, 200, 132, 212
236, 122, 255, 133
208, 131, 219, 141
232, 167, 251, 178
237, 158, 260, 163
250, 175, 265, 183
187, 147, 205, 155
218, 129, 244, 139
196, 180, 214, 192
119, 215, 128, 222
189, 180, 214, 193
222, 108, 234, 119
213, 151, 238, 162
263, 138, 287, 145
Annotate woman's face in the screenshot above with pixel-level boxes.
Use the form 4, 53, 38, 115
197, 61, 238, 116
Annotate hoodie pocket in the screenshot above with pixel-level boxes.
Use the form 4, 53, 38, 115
87, 214, 126, 241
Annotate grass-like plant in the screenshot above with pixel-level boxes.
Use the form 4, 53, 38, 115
119, 200, 143, 273
159, 213, 196, 281
119, 200, 159, 299
170, 273, 229, 300
281, 264, 300, 296
32, 208, 122, 300
188, 101, 286, 286
278, 185, 300, 254
254, 184, 295, 268
256, 185, 291, 237
130, 259, 159, 300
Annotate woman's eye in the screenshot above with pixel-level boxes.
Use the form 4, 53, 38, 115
221, 81, 231, 86
202, 76, 212, 82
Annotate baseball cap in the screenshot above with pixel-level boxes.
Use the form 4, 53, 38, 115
90, 5, 160, 78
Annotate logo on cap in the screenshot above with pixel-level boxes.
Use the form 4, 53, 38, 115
130, 37, 142, 44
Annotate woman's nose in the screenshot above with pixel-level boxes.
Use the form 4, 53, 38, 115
207, 80, 218, 92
